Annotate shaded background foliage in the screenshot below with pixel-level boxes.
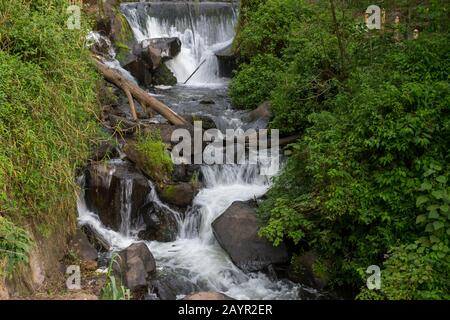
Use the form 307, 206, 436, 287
231, 0, 450, 299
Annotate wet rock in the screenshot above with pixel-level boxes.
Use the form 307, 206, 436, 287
141, 37, 181, 61
87, 32, 115, 59
287, 251, 330, 290
122, 56, 153, 87
172, 164, 202, 183
184, 292, 234, 300
84, 161, 152, 232
97, 0, 136, 64
114, 243, 156, 292
81, 225, 111, 252
212, 201, 289, 272
215, 42, 236, 78
89, 140, 118, 162
149, 271, 200, 300
69, 228, 98, 262
158, 182, 198, 209
137, 202, 178, 242
152, 63, 177, 86
199, 99, 215, 105
122, 141, 172, 185
182, 114, 217, 131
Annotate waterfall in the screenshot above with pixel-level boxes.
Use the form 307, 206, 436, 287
121, 2, 237, 85
119, 179, 133, 237
77, 1, 303, 300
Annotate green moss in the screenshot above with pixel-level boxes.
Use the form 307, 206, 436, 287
135, 131, 174, 184
161, 185, 176, 200
152, 64, 177, 86
112, 8, 135, 63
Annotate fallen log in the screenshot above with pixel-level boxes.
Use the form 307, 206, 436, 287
92, 56, 189, 126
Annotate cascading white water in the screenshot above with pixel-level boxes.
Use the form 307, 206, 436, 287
78, 2, 302, 300
78, 153, 300, 299
119, 179, 133, 237
121, 2, 237, 85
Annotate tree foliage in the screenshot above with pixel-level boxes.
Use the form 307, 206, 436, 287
233, 0, 450, 299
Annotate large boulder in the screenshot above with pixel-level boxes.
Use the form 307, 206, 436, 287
114, 243, 156, 292
84, 161, 152, 232
184, 292, 234, 300
141, 37, 181, 61
212, 201, 289, 272
122, 56, 153, 87
137, 201, 178, 242
214, 43, 236, 78
95, 0, 136, 64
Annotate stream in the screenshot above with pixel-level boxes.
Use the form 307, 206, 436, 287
78, 1, 303, 300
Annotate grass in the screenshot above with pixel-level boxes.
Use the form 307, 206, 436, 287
135, 130, 174, 184
0, 0, 102, 276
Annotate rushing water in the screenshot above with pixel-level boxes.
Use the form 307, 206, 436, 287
121, 1, 237, 85
78, 2, 302, 300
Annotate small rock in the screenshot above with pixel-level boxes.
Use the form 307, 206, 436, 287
199, 99, 215, 105
81, 260, 99, 271
149, 271, 200, 300
114, 243, 156, 292
89, 140, 118, 162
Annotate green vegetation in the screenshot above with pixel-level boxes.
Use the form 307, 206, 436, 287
135, 130, 174, 184
100, 253, 131, 300
0, 0, 100, 275
0, 216, 32, 277
232, 0, 450, 299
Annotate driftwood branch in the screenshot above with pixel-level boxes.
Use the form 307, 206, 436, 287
93, 56, 189, 126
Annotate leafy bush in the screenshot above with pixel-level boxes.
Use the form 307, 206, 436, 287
259, 33, 450, 297
233, 0, 450, 299
229, 54, 283, 110
0, 216, 32, 277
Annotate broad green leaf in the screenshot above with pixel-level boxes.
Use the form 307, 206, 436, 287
432, 190, 444, 199
433, 221, 445, 230
416, 214, 427, 224
421, 181, 432, 191
428, 210, 439, 219
436, 175, 447, 184
416, 195, 429, 206
425, 223, 434, 232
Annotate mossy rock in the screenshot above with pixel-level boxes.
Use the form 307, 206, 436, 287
152, 64, 177, 86
158, 182, 199, 209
